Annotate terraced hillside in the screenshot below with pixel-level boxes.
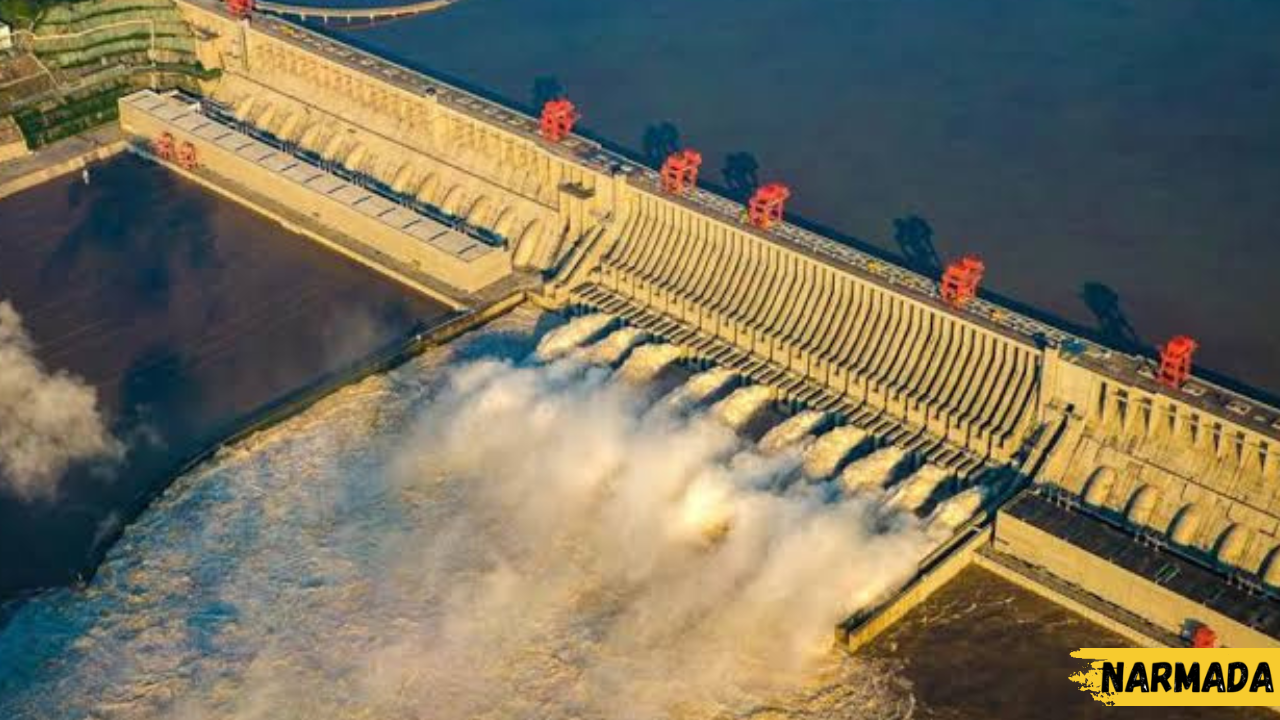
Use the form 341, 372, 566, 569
2, 0, 215, 147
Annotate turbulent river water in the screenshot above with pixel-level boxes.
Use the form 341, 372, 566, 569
0, 309, 960, 719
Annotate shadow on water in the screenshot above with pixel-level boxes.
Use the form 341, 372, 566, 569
531, 75, 565, 111
721, 151, 759, 200
1080, 281, 1141, 353
641, 121, 681, 167
42, 157, 222, 313
893, 214, 942, 276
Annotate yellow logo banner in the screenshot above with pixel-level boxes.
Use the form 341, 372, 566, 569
1069, 648, 1279, 707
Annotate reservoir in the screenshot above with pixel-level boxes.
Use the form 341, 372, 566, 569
340, 0, 1280, 395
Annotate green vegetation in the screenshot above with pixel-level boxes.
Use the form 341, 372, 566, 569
14, 84, 124, 147
1, 0, 41, 26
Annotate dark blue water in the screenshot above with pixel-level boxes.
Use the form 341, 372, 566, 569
337, 0, 1280, 395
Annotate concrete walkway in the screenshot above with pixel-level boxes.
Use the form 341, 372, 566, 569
0, 125, 126, 201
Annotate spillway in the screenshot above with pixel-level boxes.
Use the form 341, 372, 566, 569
575, 326, 648, 366
838, 447, 907, 496
535, 313, 613, 361
615, 342, 683, 384
709, 385, 774, 431
0, 310, 931, 719
802, 426, 869, 480
758, 409, 828, 454
883, 464, 951, 513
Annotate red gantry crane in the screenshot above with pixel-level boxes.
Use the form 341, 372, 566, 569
746, 183, 790, 230
660, 149, 702, 195
1157, 335, 1198, 389
226, 0, 254, 18
176, 141, 199, 171
539, 98, 579, 143
153, 132, 175, 161
939, 255, 985, 309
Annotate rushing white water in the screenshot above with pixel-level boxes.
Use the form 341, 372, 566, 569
928, 485, 988, 534
759, 410, 828, 454
659, 366, 738, 414
838, 447, 907, 495
0, 308, 929, 720
575, 326, 649, 366
883, 464, 951, 514
710, 385, 774, 431
617, 342, 685, 383
803, 425, 869, 480
534, 312, 613, 361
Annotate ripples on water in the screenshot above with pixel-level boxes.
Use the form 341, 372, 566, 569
0, 309, 930, 720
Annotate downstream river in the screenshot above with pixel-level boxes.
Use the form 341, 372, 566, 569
339, 0, 1280, 395
0, 155, 450, 593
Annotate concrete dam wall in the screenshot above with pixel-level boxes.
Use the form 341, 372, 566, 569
123, 0, 1280, 641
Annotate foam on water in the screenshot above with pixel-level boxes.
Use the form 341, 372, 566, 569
0, 309, 929, 719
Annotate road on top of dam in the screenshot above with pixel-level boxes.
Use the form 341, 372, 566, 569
0, 154, 452, 595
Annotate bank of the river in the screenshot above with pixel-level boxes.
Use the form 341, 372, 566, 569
0, 125, 125, 200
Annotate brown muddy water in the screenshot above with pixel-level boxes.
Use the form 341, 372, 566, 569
865, 564, 1271, 719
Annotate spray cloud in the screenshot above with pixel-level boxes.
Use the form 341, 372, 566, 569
0, 300, 121, 500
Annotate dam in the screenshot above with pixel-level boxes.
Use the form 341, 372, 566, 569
99, 0, 1280, 660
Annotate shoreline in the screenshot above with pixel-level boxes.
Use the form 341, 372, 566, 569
0, 125, 128, 202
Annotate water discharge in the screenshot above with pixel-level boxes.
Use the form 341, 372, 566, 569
0, 310, 930, 719
659, 366, 738, 415
884, 464, 951, 514
575, 326, 649, 366
709, 385, 774, 431
759, 410, 828, 454
838, 447, 908, 496
534, 312, 613, 361
928, 485, 989, 535
803, 425, 869, 480
616, 342, 685, 384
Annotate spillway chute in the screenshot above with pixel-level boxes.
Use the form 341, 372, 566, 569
883, 464, 951, 514
802, 426, 868, 480
758, 409, 828, 455
615, 342, 685, 384
837, 446, 907, 496
709, 385, 775, 432
534, 313, 615, 361
575, 327, 649, 366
